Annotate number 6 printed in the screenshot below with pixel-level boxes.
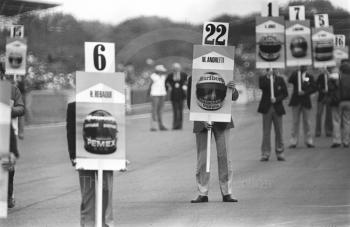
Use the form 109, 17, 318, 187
85, 42, 115, 73
202, 22, 229, 46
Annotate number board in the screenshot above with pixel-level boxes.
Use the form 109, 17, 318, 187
10, 25, 24, 38
289, 5, 305, 21
261, 0, 279, 17
202, 22, 229, 46
85, 42, 115, 73
314, 14, 329, 28
335, 35, 346, 47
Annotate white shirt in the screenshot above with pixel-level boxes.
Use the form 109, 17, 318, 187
150, 73, 167, 96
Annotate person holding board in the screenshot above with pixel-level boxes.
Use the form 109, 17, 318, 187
187, 76, 239, 203
288, 65, 317, 148
258, 68, 288, 161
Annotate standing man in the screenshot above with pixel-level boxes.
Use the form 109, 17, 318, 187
149, 65, 168, 131
288, 65, 317, 148
166, 63, 188, 130
258, 69, 288, 161
326, 66, 342, 148
339, 60, 350, 147
66, 102, 114, 227
187, 76, 239, 203
315, 68, 333, 137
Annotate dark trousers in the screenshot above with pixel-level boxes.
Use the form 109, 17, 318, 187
172, 100, 184, 129
315, 101, 333, 136
8, 169, 14, 199
261, 106, 284, 158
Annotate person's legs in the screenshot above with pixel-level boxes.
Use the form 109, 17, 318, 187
171, 101, 177, 129
213, 128, 233, 196
103, 171, 114, 227
290, 105, 301, 146
150, 96, 159, 130
79, 170, 96, 227
157, 96, 166, 129
315, 101, 324, 137
178, 100, 184, 129
325, 103, 333, 136
331, 106, 341, 145
272, 109, 284, 158
8, 168, 15, 208
261, 107, 273, 159
195, 131, 210, 196
341, 103, 350, 146
302, 107, 314, 146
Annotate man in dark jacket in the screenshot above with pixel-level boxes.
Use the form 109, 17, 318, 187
166, 63, 188, 130
315, 68, 333, 137
288, 65, 317, 148
66, 102, 114, 227
187, 76, 238, 203
258, 69, 288, 161
339, 60, 350, 147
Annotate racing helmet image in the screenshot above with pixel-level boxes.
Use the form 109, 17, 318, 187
196, 72, 227, 111
290, 36, 308, 58
8, 51, 23, 69
258, 35, 282, 61
83, 110, 118, 155
315, 38, 334, 61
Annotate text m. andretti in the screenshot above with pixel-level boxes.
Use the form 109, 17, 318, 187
83, 110, 118, 155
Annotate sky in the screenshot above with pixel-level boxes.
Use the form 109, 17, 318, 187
45, 0, 350, 25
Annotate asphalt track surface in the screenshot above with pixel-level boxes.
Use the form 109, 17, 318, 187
1, 102, 350, 227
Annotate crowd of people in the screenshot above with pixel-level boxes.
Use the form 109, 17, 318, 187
257, 60, 350, 162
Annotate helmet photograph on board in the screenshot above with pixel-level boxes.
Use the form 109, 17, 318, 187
83, 110, 118, 155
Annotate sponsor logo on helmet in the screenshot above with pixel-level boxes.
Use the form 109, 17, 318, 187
196, 72, 227, 111
83, 110, 118, 155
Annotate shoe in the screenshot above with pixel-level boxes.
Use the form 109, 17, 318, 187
222, 195, 238, 202
315, 133, 321, 138
8, 197, 15, 208
191, 195, 208, 203
306, 143, 315, 148
277, 155, 286, 161
326, 134, 332, 137
343, 143, 349, 148
289, 144, 297, 149
260, 157, 269, 162
150, 128, 157, 131
159, 126, 168, 131
331, 143, 341, 148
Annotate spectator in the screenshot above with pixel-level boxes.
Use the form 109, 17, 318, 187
166, 63, 188, 130
149, 65, 168, 131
